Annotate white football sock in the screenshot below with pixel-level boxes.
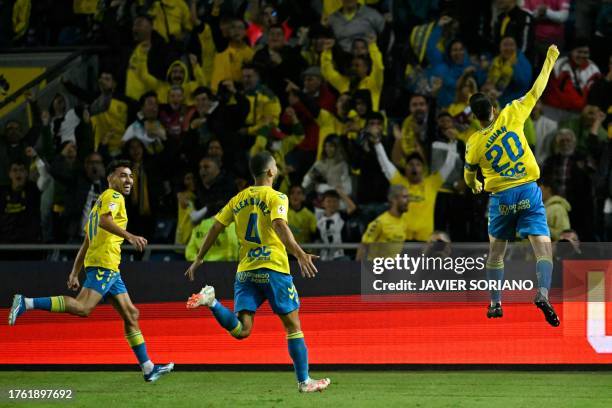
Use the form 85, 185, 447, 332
142, 360, 154, 375
25, 298, 34, 310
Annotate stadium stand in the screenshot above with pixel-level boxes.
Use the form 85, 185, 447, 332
0, 0, 610, 260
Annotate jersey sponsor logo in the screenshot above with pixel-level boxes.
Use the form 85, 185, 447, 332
499, 199, 531, 215
499, 161, 526, 179
236, 271, 270, 283
109, 202, 117, 211
247, 245, 272, 260
277, 205, 286, 215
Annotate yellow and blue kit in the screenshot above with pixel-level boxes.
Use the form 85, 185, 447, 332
82, 188, 128, 298
215, 186, 298, 314
465, 47, 559, 239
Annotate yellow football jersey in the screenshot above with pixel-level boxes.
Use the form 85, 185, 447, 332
288, 206, 317, 243
215, 186, 290, 274
362, 211, 407, 243
465, 48, 559, 193
84, 189, 128, 271
389, 172, 443, 241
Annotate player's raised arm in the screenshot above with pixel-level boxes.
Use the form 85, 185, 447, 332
515, 45, 560, 119
185, 220, 227, 281
272, 219, 319, 278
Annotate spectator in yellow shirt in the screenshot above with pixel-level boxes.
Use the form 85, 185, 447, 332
239, 63, 281, 138
210, 18, 254, 92
288, 185, 317, 243
320, 34, 384, 110
372, 136, 459, 241
357, 184, 410, 260
185, 216, 239, 261
138, 57, 207, 105
148, 0, 194, 42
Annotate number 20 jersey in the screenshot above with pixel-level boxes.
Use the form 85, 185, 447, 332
465, 102, 540, 194
215, 186, 290, 274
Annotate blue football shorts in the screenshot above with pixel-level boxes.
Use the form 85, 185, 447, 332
488, 182, 550, 240
83, 267, 128, 299
234, 268, 299, 315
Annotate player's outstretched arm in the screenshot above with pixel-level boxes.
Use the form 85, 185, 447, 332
99, 212, 148, 252
67, 235, 90, 291
185, 220, 226, 281
517, 45, 560, 116
272, 219, 319, 278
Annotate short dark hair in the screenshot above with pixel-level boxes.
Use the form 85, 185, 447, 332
409, 93, 428, 104
289, 184, 304, 194
469, 92, 493, 121
539, 178, 560, 195
249, 151, 274, 178
242, 62, 260, 75
139, 91, 157, 108
192, 86, 213, 99
366, 111, 384, 123
405, 152, 424, 164
9, 159, 27, 169
437, 111, 452, 120
322, 189, 340, 200
200, 155, 221, 169
106, 160, 132, 176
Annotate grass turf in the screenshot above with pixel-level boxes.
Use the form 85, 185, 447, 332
1, 371, 612, 407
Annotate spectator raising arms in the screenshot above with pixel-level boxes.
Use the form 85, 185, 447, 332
373, 132, 459, 242
320, 33, 384, 111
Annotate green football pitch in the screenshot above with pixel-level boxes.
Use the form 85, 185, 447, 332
1, 371, 612, 407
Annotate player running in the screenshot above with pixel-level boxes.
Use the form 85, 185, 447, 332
185, 151, 331, 393
8, 160, 174, 381
464, 45, 560, 326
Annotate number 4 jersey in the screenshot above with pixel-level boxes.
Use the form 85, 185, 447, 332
215, 186, 290, 274
84, 188, 128, 271
465, 46, 559, 193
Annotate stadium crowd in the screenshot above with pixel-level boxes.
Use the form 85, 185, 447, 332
0, 0, 610, 260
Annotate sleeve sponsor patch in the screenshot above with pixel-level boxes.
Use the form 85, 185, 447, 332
109, 202, 117, 211
277, 205, 286, 215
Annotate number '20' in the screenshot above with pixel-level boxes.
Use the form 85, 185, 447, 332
485, 132, 524, 173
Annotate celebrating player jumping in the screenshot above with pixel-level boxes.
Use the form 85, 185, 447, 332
464, 45, 561, 326
185, 151, 331, 393
8, 160, 174, 381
